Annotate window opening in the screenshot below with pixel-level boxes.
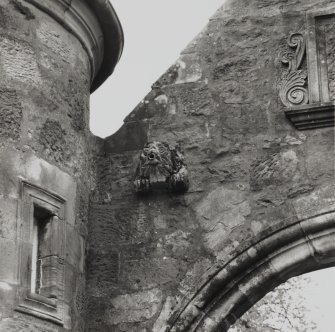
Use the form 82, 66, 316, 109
31, 203, 58, 299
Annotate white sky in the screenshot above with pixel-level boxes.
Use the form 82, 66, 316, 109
90, 0, 224, 138
303, 268, 335, 331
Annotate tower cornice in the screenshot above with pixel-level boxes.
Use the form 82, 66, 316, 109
26, 0, 124, 93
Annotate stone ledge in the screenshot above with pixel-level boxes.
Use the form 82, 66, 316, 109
26, 0, 123, 93
285, 102, 335, 130
16, 301, 63, 326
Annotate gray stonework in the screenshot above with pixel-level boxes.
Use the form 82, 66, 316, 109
87, 0, 335, 331
0, 0, 335, 332
0, 0, 122, 331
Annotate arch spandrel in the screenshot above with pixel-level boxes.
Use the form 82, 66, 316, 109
166, 210, 335, 332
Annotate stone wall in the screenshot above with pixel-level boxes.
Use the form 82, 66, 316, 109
0, 1, 93, 330
87, 0, 335, 331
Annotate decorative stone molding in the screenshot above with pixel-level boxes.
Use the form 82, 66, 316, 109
279, 33, 308, 108
26, 0, 123, 92
279, 7, 335, 129
134, 141, 189, 194
16, 181, 66, 326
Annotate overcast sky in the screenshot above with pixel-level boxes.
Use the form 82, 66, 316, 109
90, 0, 224, 138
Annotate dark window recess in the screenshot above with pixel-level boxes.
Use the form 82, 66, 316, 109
31, 204, 59, 299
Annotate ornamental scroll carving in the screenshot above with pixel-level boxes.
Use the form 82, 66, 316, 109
278, 11, 335, 130
134, 141, 189, 194
279, 33, 309, 107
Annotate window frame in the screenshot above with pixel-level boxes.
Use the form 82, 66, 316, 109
306, 7, 335, 104
16, 180, 66, 326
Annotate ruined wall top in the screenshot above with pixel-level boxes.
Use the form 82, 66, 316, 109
27, 0, 123, 92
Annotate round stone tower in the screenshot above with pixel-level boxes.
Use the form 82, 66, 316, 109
0, 0, 122, 331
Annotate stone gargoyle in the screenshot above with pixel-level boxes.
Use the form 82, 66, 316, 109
133, 141, 189, 194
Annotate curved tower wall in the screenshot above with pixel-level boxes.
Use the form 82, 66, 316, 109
0, 0, 122, 331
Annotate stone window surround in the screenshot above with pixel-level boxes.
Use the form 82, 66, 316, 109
306, 7, 335, 104
285, 7, 335, 129
15, 180, 66, 326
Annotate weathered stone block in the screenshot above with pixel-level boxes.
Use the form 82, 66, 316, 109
174, 54, 202, 84
305, 130, 335, 181
0, 89, 22, 140
65, 225, 84, 273
0, 36, 41, 86
250, 150, 300, 191
64, 79, 88, 132
37, 21, 75, 65
89, 202, 152, 247
0, 197, 17, 240
165, 83, 213, 117
0, 238, 17, 283
38, 120, 67, 163
292, 184, 335, 220
108, 289, 162, 325
0, 282, 16, 320
123, 258, 182, 290
194, 187, 251, 253
64, 263, 86, 321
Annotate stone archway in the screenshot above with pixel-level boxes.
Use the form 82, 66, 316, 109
166, 210, 335, 332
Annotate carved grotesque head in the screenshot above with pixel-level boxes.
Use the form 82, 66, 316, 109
138, 141, 173, 180
134, 141, 189, 194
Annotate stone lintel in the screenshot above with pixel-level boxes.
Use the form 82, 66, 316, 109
26, 0, 124, 93
285, 102, 335, 130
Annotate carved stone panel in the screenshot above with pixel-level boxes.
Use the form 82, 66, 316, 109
134, 141, 189, 194
279, 33, 308, 108
279, 8, 335, 129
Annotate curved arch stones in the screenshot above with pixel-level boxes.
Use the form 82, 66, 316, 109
166, 210, 335, 332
